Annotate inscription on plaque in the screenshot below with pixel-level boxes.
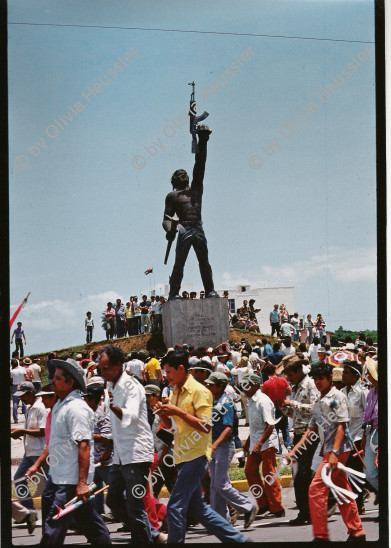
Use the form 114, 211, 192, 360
187, 314, 217, 340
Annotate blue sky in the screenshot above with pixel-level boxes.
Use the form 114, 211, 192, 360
8, 0, 377, 354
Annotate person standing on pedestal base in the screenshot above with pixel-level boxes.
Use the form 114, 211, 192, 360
163, 126, 219, 301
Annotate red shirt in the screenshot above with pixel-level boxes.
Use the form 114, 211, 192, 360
262, 376, 289, 403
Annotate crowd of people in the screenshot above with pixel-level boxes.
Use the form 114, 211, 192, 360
10, 331, 378, 543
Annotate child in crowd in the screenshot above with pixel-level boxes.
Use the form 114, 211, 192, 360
85, 311, 94, 343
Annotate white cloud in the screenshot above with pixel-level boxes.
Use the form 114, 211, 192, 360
220, 247, 376, 288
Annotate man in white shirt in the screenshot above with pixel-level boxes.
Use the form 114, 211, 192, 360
99, 345, 154, 544
240, 373, 284, 518
308, 337, 321, 363
124, 352, 145, 381
11, 358, 28, 423
40, 359, 111, 545
341, 360, 368, 514
11, 381, 47, 513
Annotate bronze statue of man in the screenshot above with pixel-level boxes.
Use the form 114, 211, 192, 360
162, 125, 219, 301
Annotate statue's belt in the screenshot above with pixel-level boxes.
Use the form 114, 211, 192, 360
180, 220, 203, 226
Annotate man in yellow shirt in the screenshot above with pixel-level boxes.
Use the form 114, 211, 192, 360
154, 350, 249, 543
144, 351, 162, 383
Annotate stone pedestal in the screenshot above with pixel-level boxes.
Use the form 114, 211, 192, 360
162, 299, 230, 349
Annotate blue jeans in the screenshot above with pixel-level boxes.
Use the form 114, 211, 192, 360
94, 465, 111, 514
14, 455, 46, 510
364, 427, 378, 492
12, 384, 26, 422
167, 455, 248, 543
106, 462, 152, 544
40, 483, 111, 545
275, 408, 292, 450
209, 441, 252, 520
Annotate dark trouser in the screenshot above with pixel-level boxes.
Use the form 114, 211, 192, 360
345, 439, 364, 511
169, 223, 215, 298
135, 316, 141, 334
94, 465, 111, 514
106, 320, 114, 340
33, 381, 42, 393
154, 314, 163, 333
40, 483, 111, 545
41, 474, 56, 535
275, 408, 292, 450
12, 384, 26, 422
86, 326, 93, 343
271, 322, 280, 337
15, 337, 24, 357
116, 319, 125, 338
152, 462, 177, 499
106, 462, 152, 544
293, 432, 318, 520
126, 318, 135, 336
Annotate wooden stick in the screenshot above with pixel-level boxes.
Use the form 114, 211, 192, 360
353, 442, 366, 469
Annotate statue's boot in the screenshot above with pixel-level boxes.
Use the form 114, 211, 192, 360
206, 291, 220, 298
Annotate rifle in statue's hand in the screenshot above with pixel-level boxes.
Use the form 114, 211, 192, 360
164, 214, 179, 265
188, 81, 209, 153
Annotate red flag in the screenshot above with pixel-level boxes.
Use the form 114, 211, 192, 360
144, 268, 153, 275
10, 292, 30, 330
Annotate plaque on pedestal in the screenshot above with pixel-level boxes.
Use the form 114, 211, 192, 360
162, 299, 230, 349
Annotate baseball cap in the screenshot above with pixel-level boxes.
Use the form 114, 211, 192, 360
191, 359, 213, 372
14, 381, 35, 397
87, 376, 105, 387
36, 384, 55, 396
205, 372, 229, 385
239, 373, 261, 386
144, 384, 161, 395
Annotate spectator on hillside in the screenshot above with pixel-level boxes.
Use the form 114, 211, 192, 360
154, 296, 164, 334
115, 299, 125, 338
315, 314, 326, 345
104, 302, 115, 341
85, 312, 94, 344
133, 297, 141, 334
269, 305, 281, 337
11, 322, 27, 358
124, 301, 134, 336
139, 295, 151, 334
304, 315, 314, 345
291, 313, 300, 342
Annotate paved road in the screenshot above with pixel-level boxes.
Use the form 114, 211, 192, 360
12, 487, 379, 544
